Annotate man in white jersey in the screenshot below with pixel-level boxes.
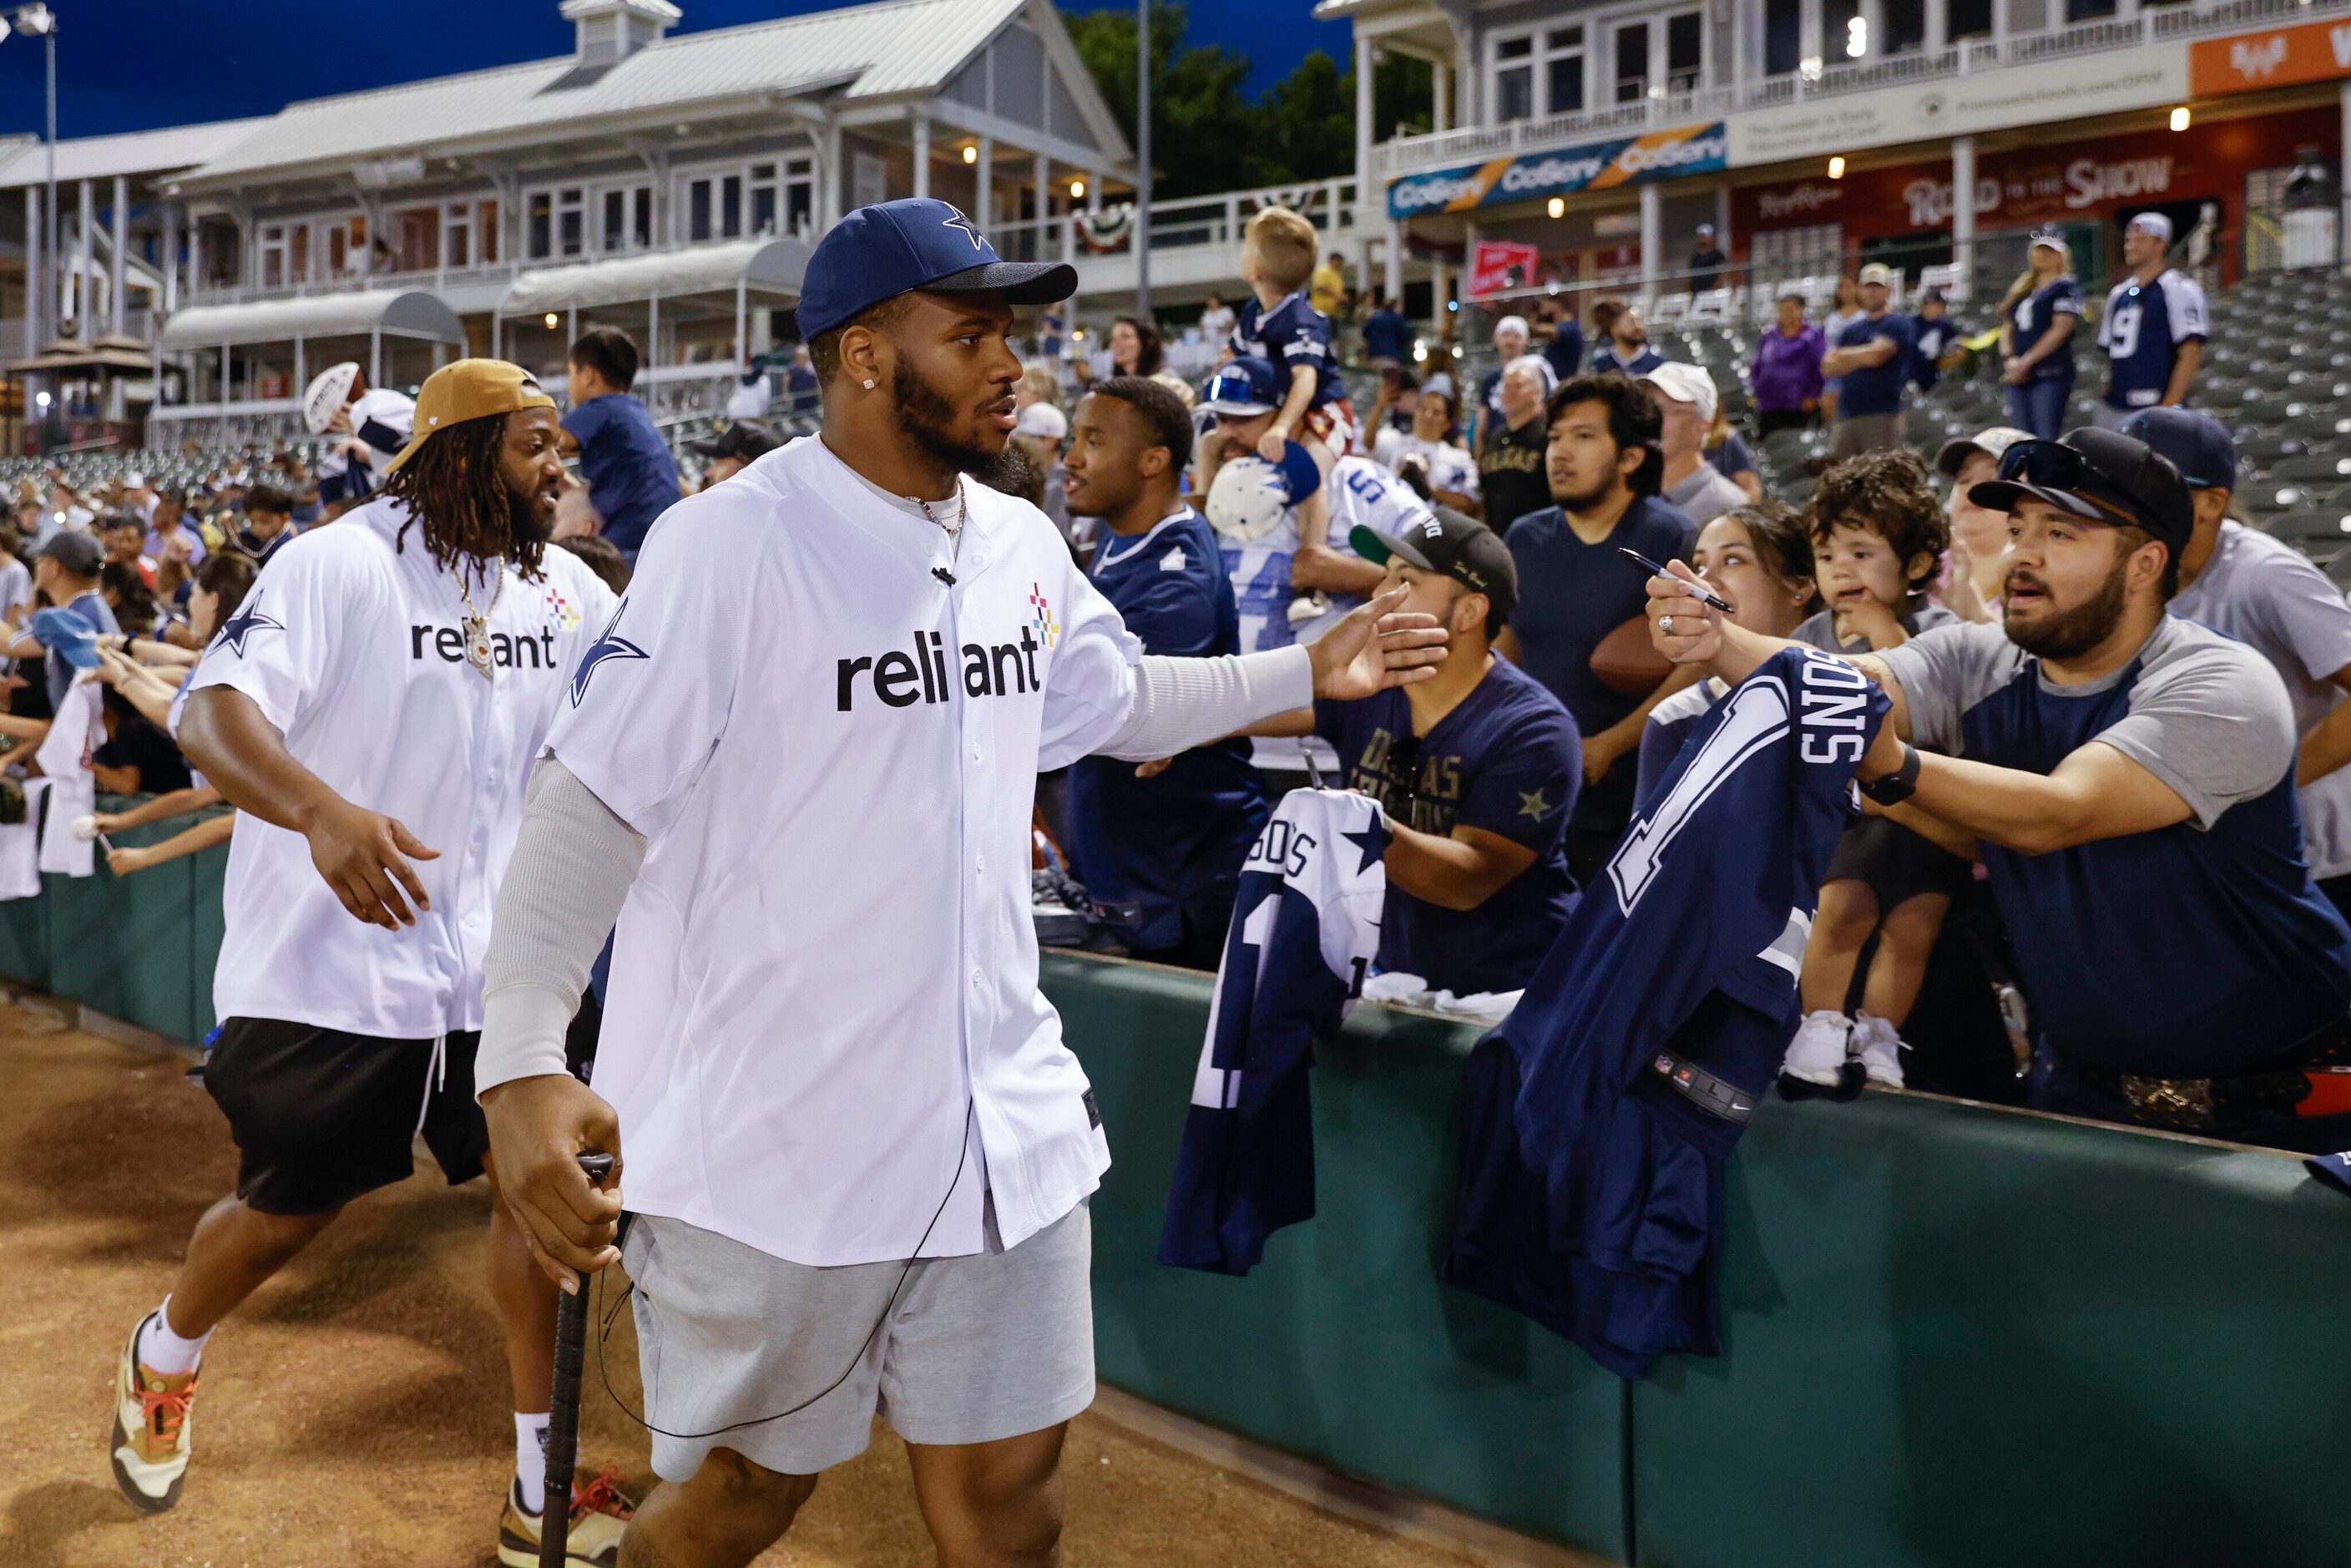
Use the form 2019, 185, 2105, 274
305, 361, 418, 506
109, 361, 633, 1566
471, 198, 1447, 1566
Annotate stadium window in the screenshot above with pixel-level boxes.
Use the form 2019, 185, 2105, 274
786, 159, 814, 236
1665, 11, 1702, 92
603, 190, 626, 252
445, 202, 473, 270
1613, 20, 1649, 103
1881, 0, 1925, 53
394, 207, 439, 273
557, 188, 585, 257
1494, 33, 1535, 123
1545, 28, 1586, 114
631, 188, 651, 249
751, 163, 779, 237
260, 222, 308, 289
2067, 0, 2116, 16
477, 200, 500, 265
721, 175, 742, 240
687, 179, 713, 243
1765, 0, 1804, 76
1949, 0, 1995, 39
528, 191, 554, 259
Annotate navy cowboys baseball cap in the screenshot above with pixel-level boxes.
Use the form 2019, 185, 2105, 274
1201, 357, 1280, 417
792, 198, 1077, 341
2120, 406, 2237, 491
1969, 427, 2194, 554
1351, 504, 1519, 625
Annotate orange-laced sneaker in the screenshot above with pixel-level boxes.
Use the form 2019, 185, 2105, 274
495, 1464, 636, 1567
109, 1312, 200, 1515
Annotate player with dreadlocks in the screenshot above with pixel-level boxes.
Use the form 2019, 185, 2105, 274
108, 360, 638, 1566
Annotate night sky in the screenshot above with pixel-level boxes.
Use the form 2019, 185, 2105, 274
0, 1, 1344, 139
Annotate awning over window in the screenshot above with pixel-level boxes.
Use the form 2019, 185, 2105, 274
496, 237, 813, 316
156, 289, 468, 350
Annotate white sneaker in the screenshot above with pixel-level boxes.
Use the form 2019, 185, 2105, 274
1781, 1010, 1853, 1086
1853, 1012, 1907, 1087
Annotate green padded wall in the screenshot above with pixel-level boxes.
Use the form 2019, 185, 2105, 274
1631, 1092, 2351, 1568
1044, 953, 1632, 1563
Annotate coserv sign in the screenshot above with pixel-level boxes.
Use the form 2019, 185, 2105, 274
1386, 123, 1727, 220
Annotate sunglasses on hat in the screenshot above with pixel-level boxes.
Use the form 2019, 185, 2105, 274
1995, 439, 2141, 526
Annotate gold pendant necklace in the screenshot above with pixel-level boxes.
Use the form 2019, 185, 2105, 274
456, 564, 503, 680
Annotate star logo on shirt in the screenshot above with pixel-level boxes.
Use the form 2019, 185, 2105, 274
941, 208, 987, 251
570, 601, 648, 707
213, 591, 284, 658
1518, 787, 1553, 822
1343, 818, 1387, 877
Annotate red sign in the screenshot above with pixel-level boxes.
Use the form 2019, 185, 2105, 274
1734, 105, 2337, 286
2192, 17, 2351, 97
1468, 240, 1543, 300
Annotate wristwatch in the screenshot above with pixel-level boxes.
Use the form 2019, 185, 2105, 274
1859, 742, 1921, 807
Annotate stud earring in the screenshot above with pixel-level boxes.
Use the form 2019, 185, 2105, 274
862, 377, 877, 390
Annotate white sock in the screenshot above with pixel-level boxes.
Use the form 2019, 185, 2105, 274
137, 1297, 210, 1376
516, 1412, 550, 1516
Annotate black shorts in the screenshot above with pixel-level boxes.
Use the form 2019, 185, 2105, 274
1823, 815, 1974, 911
204, 1010, 599, 1216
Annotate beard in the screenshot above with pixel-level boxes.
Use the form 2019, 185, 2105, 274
893, 357, 1019, 488
2005, 554, 2128, 660
1553, 472, 1618, 512
503, 474, 554, 552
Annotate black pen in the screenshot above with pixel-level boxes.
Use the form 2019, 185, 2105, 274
1618, 546, 1733, 613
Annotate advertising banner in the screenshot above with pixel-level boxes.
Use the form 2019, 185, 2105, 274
1727, 48, 2188, 167
1386, 123, 1727, 220
2191, 16, 2351, 96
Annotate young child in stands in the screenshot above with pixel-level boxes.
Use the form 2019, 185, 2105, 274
1216, 205, 1355, 626
1635, 501, 1821, 801
1782, 450, 1971, 1090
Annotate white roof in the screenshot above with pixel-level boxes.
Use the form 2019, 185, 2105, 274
157, 289, 468, 350
498, 236, 812, 314
185, 0, 1075, 187
0, 119, 270, 190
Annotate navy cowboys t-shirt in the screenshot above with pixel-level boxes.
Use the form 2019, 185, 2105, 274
1834, 311, 1916, 417
1315, 657, 1580, 994
1068, 508, 1267, 950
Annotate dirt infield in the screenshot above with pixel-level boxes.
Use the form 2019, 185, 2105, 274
0, 1011, 1474, 1568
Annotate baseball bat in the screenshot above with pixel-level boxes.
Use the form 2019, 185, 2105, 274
542, 1151, 616, 1568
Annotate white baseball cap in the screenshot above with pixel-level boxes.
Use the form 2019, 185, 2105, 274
1857, 261, 1897, 288
2127, 211, 2174, 244
1934, 425, 2031, 478
1639, 362, 1718, 427
1494, 314, 1530, 341
1014, 402, 1069, 440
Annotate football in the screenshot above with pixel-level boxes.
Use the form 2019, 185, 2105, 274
1590, 612, 1674, 697
1206, 455, 1294, 543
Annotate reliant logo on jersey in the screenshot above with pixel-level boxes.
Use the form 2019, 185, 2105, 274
413, 622, 560, 670
836, 626, 1042, 711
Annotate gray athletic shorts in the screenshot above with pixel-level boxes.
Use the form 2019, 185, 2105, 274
1830, 411, 1904, 458
622, 1198, 1095, 1480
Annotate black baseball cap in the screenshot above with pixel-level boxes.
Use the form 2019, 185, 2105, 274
2119, 407, 2237, 491
687, 421, 782, 464
1351, 505, 1519, 625
792, 198, 1077, 341
35, 529, 103, 576
1968, 427, 2194, 554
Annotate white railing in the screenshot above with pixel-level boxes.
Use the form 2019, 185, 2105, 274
984, 175, 1360, 271
189, 257, 528, 308
1378, 0, 2351, 177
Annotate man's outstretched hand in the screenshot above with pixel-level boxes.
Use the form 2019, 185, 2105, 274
481, 1073, 624, 1293
1306, 585, 1448, 701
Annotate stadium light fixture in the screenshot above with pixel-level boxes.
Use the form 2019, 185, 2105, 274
2170, 106, 2191, 132
33, 390, 48, 407
544, 312, 559, 329
1828, 156, 1847, 180
10, 5, 57, 36
1069, 178, 1085, 199
1847, 17, 1867, 56
1547, 196, 1565, 219
1799, 55, 1824, 80
1412, 339, 1428, 362
963, 144, 978, 164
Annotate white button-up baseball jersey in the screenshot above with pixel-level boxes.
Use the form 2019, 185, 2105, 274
543, 435, 1141, 1267
189, 496, 618, 1038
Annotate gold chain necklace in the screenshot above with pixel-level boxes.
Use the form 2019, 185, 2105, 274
456, 564, 504, 680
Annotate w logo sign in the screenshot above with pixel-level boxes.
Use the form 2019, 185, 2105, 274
2231, 35, 2287, 78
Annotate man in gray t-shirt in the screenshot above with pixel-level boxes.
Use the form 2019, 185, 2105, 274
1646, 426, 2351, 1148
2127, 407, 2351, 909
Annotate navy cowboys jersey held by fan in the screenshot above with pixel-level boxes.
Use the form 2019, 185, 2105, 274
1159, 791, 1387, 1276
1448, 647, 1888, 1378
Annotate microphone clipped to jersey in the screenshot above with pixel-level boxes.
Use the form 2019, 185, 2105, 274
933, 567, 956, 588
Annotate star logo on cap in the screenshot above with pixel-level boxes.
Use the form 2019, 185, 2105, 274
942, 210, 987, 251
213, 591, 285, 658
570, 602, 648, 707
